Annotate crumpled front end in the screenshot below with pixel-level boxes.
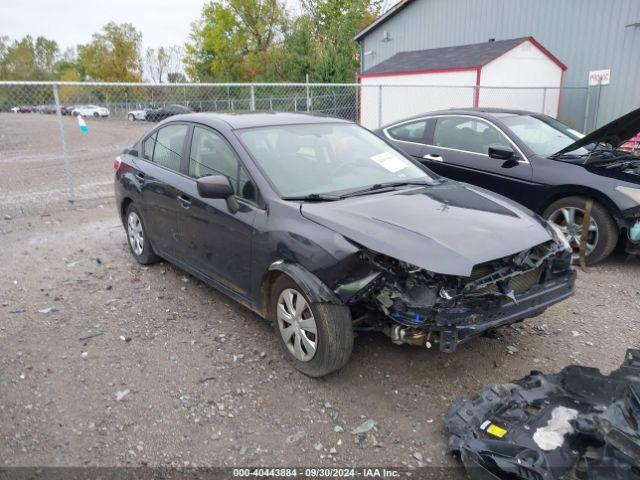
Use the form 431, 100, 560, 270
335, 239, 575, 352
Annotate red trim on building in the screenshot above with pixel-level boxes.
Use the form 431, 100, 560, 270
556, 69, 565, 118
357, 66, 480, 79
526, 36, 567, 71
473, 67, 481, 107
358, 37, 565, 80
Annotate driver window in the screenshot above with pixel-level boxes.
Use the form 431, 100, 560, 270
189, 126, 257, 202
433, 116, 511, 155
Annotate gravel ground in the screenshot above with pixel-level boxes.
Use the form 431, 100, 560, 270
0, 113, 148, 217
0, 202, 638, 471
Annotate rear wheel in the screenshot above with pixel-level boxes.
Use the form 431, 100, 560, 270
93, 111, 99, 117
125, 204, 159, 265
128, 113, 135, 122
543, 196, 618, 265
270, 275, 353, 377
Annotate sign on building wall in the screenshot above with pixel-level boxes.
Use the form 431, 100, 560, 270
588, 69, 611, 86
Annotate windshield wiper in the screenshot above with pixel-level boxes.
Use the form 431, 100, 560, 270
339, 180, 432, 198
282, 193, 341, 202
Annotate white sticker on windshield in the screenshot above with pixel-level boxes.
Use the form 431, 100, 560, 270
370, 152, 406, 173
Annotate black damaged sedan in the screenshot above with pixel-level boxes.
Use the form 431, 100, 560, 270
114, 113, 575, 377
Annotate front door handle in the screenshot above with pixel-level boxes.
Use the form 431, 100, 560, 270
177, 194, 192, 209
423, 153, 443, 162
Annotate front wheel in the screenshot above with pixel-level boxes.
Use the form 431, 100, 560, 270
128, 113, 135, 122
543, 196, 618, 265
271, 275, 353, 377
125, 204, 160, 265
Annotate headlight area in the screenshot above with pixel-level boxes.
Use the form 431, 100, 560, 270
339, 242, 575, 353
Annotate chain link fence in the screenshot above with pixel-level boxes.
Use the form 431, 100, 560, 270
0, 81, 592, 217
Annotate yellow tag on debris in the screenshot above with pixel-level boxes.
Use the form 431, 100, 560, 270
486, 424, 508, 438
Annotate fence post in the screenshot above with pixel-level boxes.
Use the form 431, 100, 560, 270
355, 84, 360, 124
593, 82, 602, 128
583, 87, 592, 132
378, 85, 383, 128
541, 88, 547, 115
250, 85, 256, 111
52, 84, 75, 204
305, 74, 311, 112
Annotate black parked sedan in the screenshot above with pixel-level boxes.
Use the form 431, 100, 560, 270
114, 112, 575, 376
378, 108, 640, 264
145, 104, 193, 122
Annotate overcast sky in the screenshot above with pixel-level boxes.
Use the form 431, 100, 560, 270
1, 0, 209, 51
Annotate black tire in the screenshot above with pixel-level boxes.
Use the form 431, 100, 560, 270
128, 113, 135, 122
93, 111, 99, 117
542, 196, 618, 265
270, 275, 353, 377
124, 204, 160, 265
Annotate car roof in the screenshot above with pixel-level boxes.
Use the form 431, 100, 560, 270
168, 112, 352, 129
380, 107, 542, 128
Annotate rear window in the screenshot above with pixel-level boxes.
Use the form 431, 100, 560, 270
151, 124, 189, 171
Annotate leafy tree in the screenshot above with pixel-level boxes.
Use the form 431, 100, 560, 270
167, 72, 188, 83
0, 35, 60, 80
77, 22, 143, 81
303, 0, 379, 83
280, 15, 317, 82
184, 0, 287, 81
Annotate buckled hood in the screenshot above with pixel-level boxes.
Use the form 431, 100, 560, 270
300, 182, 552, 277
552, 106, 640, 157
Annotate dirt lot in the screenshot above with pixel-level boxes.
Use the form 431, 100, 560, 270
1, 202, 638, 471
0, 113, 148, 217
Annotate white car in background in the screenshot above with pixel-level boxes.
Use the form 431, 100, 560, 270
72, 105, 110, 117
127, 109, 147, 121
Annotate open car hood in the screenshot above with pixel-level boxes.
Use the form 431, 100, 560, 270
300, 183, 552, 277
553, 106, 640, 157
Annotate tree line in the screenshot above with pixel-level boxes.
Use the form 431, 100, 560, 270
0, 0, 378, 84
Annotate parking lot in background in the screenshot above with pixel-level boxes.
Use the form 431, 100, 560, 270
1, 204, 638, 468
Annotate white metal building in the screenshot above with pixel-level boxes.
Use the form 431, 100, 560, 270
358, 37, 565, 129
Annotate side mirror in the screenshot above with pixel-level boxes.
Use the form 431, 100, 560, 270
197, 175, 234, 199
488, 145, 517, 160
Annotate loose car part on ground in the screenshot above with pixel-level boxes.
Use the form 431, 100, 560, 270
444, 348, 640, 480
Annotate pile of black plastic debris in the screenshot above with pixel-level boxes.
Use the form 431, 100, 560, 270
444, 348, 640, 479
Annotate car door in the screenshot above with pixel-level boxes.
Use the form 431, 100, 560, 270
134, 123, 190, 257
420, 115, 536, 203
172, 125, 258, 295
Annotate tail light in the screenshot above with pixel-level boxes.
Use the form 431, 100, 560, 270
113, 155, 121, 171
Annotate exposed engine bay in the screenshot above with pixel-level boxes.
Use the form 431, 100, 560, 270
444, 348, 640, 480
336, 239, 575, 352
586, 150, 640, 176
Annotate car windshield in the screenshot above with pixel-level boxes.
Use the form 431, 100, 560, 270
236, 123, 434, 197
501, 115, 589, 157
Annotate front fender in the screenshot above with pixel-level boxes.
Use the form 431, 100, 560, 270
267, 261, 342, 305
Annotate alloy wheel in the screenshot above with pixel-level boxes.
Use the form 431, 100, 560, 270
548, 206, 599, 260
276, 288, 317, 362
127, 211, 144, 256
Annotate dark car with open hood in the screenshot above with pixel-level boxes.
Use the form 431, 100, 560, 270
114, 112, 575, 377
378, 107, 640, 264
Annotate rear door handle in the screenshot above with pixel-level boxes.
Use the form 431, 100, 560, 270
423, 153, 443, 162
177, 194, 192, 208
134, 172, 145, 181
